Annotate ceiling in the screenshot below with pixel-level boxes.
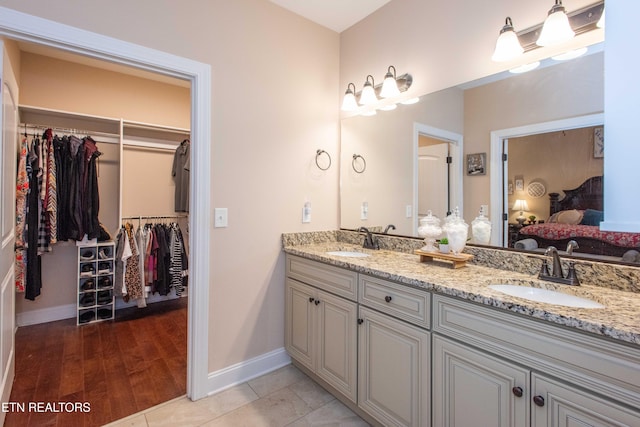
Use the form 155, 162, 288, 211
269, 0, 392, 33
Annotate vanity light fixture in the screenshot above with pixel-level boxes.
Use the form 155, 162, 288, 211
596, 8, 605, 28
341, 83, 358, 111
536, 0, 575, 47
380, 66, 401, 98
359, 75, 378, 105
493, 1, 603, 63
342, 66, 413, 115
492, 17, 524, 62
552, 47, 588, 61
509, 61, 541, 74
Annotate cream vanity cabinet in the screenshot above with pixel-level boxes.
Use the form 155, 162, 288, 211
357, 274, 431, 427
285, 256, 358, 402
433, 294, 640, 427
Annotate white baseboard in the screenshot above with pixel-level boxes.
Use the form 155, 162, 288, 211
207, 347, 291, 396
16, 293, 187, 326
16, 303, 76, 326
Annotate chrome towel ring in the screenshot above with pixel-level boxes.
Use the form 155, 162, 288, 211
315, 149, 332, 170
352, 154, 366, 173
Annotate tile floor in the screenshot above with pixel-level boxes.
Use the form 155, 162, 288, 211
105, 364, 370, 427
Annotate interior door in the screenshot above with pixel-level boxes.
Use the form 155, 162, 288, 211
418, 141, 449, 219
0, 40, 19, 424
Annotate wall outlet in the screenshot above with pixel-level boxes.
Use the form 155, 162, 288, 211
214, 208, 228, 228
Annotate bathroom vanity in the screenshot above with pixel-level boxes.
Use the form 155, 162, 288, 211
283, 231, 640, 427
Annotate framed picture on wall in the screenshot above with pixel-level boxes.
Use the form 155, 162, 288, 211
508, 180, 514, 195
594, 127, 604, 158
466, 153, 486, 175
515, 178, 524, 192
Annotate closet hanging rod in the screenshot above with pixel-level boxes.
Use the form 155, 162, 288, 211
20, 123, 120, 139
121, 215, 189, 220
123, 120, 190, 135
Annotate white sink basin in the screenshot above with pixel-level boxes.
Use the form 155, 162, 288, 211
489, 284, 605, 309
326, 251, 370, 258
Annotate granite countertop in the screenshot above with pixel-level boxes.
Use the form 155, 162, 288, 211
284, 241, 640, 346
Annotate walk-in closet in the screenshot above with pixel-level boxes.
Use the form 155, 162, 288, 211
4, 39, 192, 426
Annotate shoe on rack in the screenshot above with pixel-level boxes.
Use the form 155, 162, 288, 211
98, 248, 111, 259
97, 262, 111, 275
81, 279, 95, 291
79, 311, 95, 324
98, 276, 112, 289
80, 250, 95, 261
79, 293, 95, 307
97, 308, 112, 320
97, 291, 112, 305
80, 263, 95, 277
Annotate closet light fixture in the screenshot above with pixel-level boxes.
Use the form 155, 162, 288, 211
341, 83, 358, 111
359, 75, 378, 105
491, 17, 524, 62
380, 66, 401, 98
536, 0, 575, 47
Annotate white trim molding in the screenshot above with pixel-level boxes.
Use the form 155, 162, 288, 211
207, 348, 291, 396
0, 6, 212, 401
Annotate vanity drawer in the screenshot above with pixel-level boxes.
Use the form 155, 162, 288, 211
359, 274, 430, 329
286, 255, 358, 301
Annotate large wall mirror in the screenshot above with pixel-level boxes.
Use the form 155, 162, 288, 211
340, 44, 638, 265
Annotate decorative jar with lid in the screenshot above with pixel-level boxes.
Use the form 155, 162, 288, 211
471, 208, 491, 245
417, 211, 442, 252
443, 207, 468, 255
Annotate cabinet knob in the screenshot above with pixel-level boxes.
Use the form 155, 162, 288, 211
357, 318, 364, 325
533, 395, 545, 407
308, 297, 315, 303
384, 295, 392, 303
314, 299, 320, 305
512, 387, 523, 397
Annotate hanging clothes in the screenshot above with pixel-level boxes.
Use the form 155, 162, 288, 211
25, 138, 42, 300
172, 139, 190, 212
123, 222, 144, 302
14, 137, 29, 293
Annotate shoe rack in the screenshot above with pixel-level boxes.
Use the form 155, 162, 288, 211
77, 241, 116, 325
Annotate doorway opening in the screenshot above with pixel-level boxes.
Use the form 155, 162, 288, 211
0, 6, 211, 423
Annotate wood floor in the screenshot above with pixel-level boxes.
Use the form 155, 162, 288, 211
5, 298, 187, 427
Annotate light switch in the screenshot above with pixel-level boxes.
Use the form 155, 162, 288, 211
214, 208, 228, 227
302, 202, 311, 223
361, 202, 368, 220
406, 205, 412, 218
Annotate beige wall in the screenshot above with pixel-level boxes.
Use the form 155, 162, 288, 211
508, 126, 604, 222
1, 0, 340, 374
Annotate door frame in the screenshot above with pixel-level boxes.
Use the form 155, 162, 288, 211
413, 123, 463, 233
489, 113, 604, 246
0, 7, 212, 400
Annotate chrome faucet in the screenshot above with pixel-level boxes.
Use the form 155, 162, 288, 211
383, 224, 396, 234
566, 240, 579, 255
538, 245, 580, 286
358, 227, 380, 250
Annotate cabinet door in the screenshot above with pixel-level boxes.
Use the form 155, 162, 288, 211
433, 335, 529, 427
532, 374, 640, 427
315, 289, 358, 403
285, 279, 315, 370
358, 306, 430, 427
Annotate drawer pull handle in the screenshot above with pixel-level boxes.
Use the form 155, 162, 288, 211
384, 296, 392, 303
533, 395, 545, 407
357, 318, 364, 325
308, 297, 315, 303
314, 299, 321, 305
512, 387, 523, 397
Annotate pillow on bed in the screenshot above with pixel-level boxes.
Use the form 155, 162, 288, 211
548, 209, 584, 224
581, 209, 604, 226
